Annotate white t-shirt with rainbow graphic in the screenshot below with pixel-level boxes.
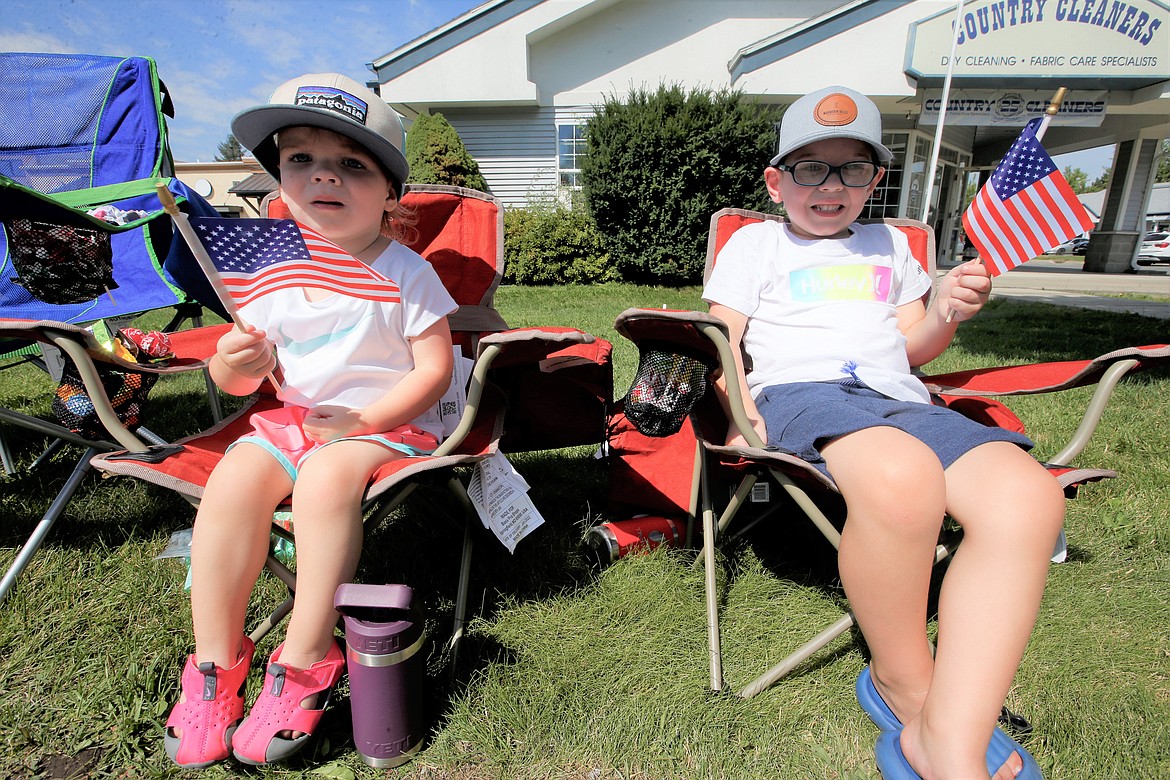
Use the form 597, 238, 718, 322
703, 220, 934, 404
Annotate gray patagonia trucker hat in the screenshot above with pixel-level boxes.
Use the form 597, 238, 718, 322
231, 72, 409, 192
771, 85, 893, 166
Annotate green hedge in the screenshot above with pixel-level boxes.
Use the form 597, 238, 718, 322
582, 84, 781, 286
503, 202, 616, 285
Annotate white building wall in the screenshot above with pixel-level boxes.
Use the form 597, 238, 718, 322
374, 0, 604, 108
733, 2, 955, 101
442, 107, 559, 207
527, 0, 839, 105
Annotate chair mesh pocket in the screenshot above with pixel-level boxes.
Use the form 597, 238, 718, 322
622, 342, 713, 437
7, 218, 117, 304
51, 361, 157, 440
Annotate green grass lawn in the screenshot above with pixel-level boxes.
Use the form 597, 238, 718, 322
1, 286, 1168, 779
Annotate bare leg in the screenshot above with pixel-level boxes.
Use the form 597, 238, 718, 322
823, 426, 945, 724
170, 444, 292, 744
277, 440, 403, 669
190, 443, 293, 667
899, 442, 1064, 779
257, 440, 403, 741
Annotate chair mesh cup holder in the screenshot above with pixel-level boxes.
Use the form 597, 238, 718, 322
51, 360, 158, 440
7, 218, 117, 304
622, 341, 714, 437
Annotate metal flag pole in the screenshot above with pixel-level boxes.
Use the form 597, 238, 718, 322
919, 0, 965, 232
155, 181, 281, 390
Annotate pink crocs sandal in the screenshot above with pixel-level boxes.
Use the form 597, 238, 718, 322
164, 636, 255, 768
231, 639, 346, 765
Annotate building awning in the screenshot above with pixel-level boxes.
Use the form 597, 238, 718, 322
228, 172, 277, 197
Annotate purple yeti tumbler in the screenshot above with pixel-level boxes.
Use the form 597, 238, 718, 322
334, 583, 427, 768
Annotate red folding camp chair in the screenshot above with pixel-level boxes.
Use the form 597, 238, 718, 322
91, 185, 612, 651
610, 207, 1169, 698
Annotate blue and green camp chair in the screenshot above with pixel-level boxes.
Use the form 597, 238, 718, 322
1, 52, 222, 604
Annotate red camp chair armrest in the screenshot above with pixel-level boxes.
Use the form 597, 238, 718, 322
922, 344, 1170, 396
924, 343, 1169, 465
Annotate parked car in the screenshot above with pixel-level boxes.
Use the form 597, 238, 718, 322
1135, 232, 1170, 266
1045, 236, 1089, 255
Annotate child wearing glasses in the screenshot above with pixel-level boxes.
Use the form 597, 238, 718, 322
704, 85, 1061, 780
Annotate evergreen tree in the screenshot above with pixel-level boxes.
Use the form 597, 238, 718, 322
215, 134, 244, 162
403, 112, 488, 191
1062, 165, 1090, 194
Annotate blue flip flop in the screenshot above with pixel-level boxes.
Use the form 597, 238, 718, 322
861, 667, 1044, 779
877, 729, 1044, 779
986, 727, 1044, 780
857, 666, 902, 731
875, 730, 920, 780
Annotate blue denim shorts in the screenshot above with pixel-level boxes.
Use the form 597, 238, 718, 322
755, 381, 1034, 479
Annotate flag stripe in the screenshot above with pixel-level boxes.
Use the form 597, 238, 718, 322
967, 186, 1029, 271
963, 198, 1012, 274
1027, 179, 1072, 240
222, 268, 403, 299
1009, 185, 1059, 248
999, 194, 1048, 258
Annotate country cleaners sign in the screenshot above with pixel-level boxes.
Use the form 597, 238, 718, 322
920, 88, 1108, 125
905, 0, 1169, 81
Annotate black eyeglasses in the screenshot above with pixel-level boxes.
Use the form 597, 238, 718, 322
774, 160, 880, 188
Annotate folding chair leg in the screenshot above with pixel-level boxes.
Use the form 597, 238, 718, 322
445, 476, 476, 665
249, 590, 295, 643
0, 426, 14, 475
699, 453, 725, 692
0, 446, 97, 604
738, 613, 857, 699
450, 514, 474, 661
249, 549, 298, 643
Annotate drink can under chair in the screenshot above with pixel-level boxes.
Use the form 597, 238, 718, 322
334, 583, 427, 768
587, 516, 684, 565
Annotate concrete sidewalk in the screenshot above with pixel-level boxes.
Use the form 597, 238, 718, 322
937, 258, 1170, 320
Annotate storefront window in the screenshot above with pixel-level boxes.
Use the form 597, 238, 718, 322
862, 132, 907, 219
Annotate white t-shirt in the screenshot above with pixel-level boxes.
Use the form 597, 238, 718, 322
240, 239, 458, 437
702, 220, 934, 404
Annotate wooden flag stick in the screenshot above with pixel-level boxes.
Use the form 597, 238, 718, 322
946, 86, 1070, 323
155, 181, 281, 390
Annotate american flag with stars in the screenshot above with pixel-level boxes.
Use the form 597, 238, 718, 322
962, 117, 1095, 276
188, 217, 401, 309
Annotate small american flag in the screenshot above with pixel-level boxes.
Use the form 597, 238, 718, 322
189, 217, 401, 308
962, 118, 1095, 276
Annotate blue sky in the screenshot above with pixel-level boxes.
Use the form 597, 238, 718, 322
1, 0, 484, 162
2, 0, 1112, 176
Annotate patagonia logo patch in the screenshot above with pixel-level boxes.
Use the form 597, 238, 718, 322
294, 86, 368, 125
790, 265, 892, 302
